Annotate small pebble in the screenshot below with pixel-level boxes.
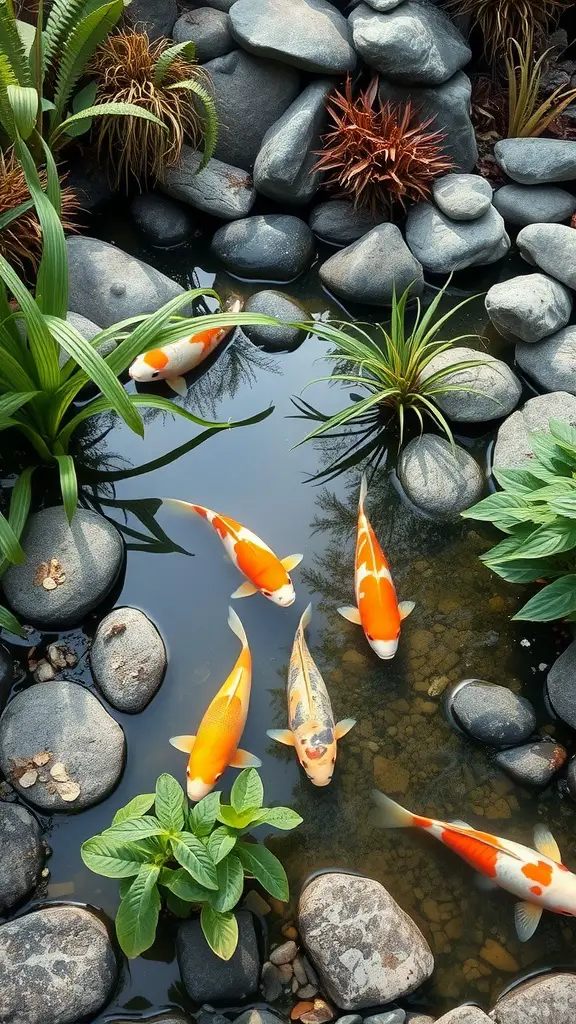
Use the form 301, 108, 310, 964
19, 770, 38, 788
282, 924, 299, 940
300, 955, 318, 986
298, 985, 319, 999
261, 961, 283, 1002
293, 956, 308, 986
337, 1018, 362, 1024
300, 1002, 334, 1024
243, 889, 272, 916
42, 577, 57, 591
278, 962, 294, 982
34, 660, 55, 682
292, 1004, 314, 1021
292, 977, 300, 994
364, 1013, 406, 1024
270, 939, 297, 965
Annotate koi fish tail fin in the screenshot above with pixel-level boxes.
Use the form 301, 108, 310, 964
370, 789, 414, 829
359, 473, 368, 511
298, 603, 312, 634
228, 605, 248, 648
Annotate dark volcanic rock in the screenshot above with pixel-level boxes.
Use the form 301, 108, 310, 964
177, 910, 260, 1002
0, 802, 43, 911
127, 0, 177, 37
131, 193, 194, 246
309, 200, 387, 246
494, 740, 567, 788
211, 214, 315, 280
229, 0, 356, 73
161, 145, 255, 221
0, 643, 14, 710
173, 7, 234, 61
449, 680, 536, 747
319, 224, 423, 306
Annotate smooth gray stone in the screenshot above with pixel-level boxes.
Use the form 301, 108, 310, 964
108, 1016, 193, 1024
299, 872, 433, 1008
67, 236, 190, 328
0, 680, 125, 811
91, 606, 166, 713
235, 1012, 283, 1024
349, 1, 471, 85
406, 202, 508, 273
63, 310, 117, 365
437, 1010, 491, 1023
449, 681, 536, 747
547, 640, 576, 729
490, 972, 576, 1024
364, 1012, 406, 1024
319, 223, 424, 306
203, 50, 300, 171
3, 507, 123, 629
493, 183, 576, 227
380, 72, 477, 173
194, 0, 235, 8
493, 391, 576, 469
0, 644, 13, 711
485, 273, 572, 343
517, 223, 576, 290
494, 740, 567, 788
161, 145, 255, 220
173, 8, 234, 60
0, 802, 43, 911
516, 326, 576, 395
494, 137, 576, 184
126, 0, 177, 38
405, 1016, 435, 1024
398, 434, 484, 521
419, 347, 522, 423
211, 214, 315, 280
0, 906, 118, 1024
177, 911, 259, 1002
309, 200, 387, 246
131, 192, 194, 246
433, 173, 493, 221
338, 1017, 363, 1024
242, 291, 308, 351
363, 0, 404, 8
253, 79, 333, 205
229, 0, 356, 73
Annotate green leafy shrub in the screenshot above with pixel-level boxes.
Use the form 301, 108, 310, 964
463, 419, 576, 621
81, 770, 302, 960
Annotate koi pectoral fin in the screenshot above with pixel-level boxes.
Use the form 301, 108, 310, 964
166, 376, 187, 396
399, 600, 416, 620
335, 718, 356, 740
338, 605, 362, 625
533, 824, 562, 863
515, 901, 542, 942
170, 735, 196, 753
267, 729, 295, 746
229, 749, 262, 768
231, 581, 258, 599
281, 553, 303, 573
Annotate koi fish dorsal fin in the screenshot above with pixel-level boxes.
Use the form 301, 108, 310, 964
533, 824, 562, 863
515, 901, 542, 942
370, 790, 415, 829
359, 473, 368, 510
295, 610, 315, 712
228, 606, 248, 647
170, 735, 196, 753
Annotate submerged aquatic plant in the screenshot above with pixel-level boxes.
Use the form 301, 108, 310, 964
313, 76, 453, 217
506, 32, 576, 137
445, 0, 570, 61
463, 420, 576, 622
90, 29, 218, 188
82, 770, 302, 960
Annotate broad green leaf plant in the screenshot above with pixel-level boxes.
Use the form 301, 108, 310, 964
82, 770, 302, 960
463, 419, 576, 622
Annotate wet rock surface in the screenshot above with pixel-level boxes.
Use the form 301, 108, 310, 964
126, 0, 177, 38
0, 643, 14, 709
131, 193, 195, 246
229, 0, 356, 73
493, 740, 567, 788
433, 174, 493, 221
298, 872, 434, 1009
492, 184, 576, 227
319, 224, 424, 306
161, 146, 256, 221
177, 911, 259, 1002
490, 972, 576, 1023
91, 606, 166, 713
398, 435, 484, 521
309, 200, 386, 245
0, 802, 43, 911
438, 1009, 491, 1023
0, 905, 118, 1024
546, 640, 576, 730
493, 392, 576, 469
517, 223, 576, 290
494, 138, 576, 184
406, 203, 509, 274
485, 273, 572, 343
2, 507, 124, 629
172, 7, 234, 60
0, 680, 125, 810
448, 681, 536, 747
211, 214, 315, 280
516, 326, 576, 395
419, 347, 521, 423
242, 291, 308, 351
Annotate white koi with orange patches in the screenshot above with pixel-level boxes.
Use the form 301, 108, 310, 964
372, 791, 576, 941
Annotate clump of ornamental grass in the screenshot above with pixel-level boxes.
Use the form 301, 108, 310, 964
313, 76, 454, 218
445, 0, 570, 61
506, 31, 576, 137
90, 29, 218, 189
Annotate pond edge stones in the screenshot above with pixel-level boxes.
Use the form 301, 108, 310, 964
319, 224, 424, 306
485, 274, 573, 344
211, 214, 315, 281
419, 347, 521, 423
490, 971, 576, 1024
91, 606, 167, 714
298, 872, 434, 1009
177, 910, 260, 1002
447, 680, 536, 747
493, 392, 576, 470
398, 435, 484, 521
0, 801, 44, 912
546, 639, 576, 731
229, 0, 357, 74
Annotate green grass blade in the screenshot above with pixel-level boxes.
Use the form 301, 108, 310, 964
15, 133, 67, 318
54, 453, 78, 522
0, 604, 25, 636
0, 252, 59, 392
0, 509, 25, 563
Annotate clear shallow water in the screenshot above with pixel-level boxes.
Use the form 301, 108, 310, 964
2, 218, 576, 1018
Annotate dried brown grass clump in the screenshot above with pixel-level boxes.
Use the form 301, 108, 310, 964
446, 0, 570, 61
313, 76, 454, 218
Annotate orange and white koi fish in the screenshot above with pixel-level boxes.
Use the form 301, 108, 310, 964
170, 607, 261, 801
338, 475, 414, 659
164, 500, 303, 605
267, 604, 356, 786
128, 296, 242, 396
372, 790, 576, 941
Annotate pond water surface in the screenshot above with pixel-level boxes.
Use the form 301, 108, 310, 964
3, 215, 576, 1020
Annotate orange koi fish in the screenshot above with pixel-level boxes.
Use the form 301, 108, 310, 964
372, 790, 576, 941
170, 607, 261, 801
338, 475, 414, 659
164, 500, 302, 606
128, 296, 242, 396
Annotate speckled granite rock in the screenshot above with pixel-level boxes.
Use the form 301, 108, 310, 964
91, 606, 166, 713
517, 223, 576, 290
419, 347, 521, 423
516, 326, 576, 396
398, 435, 484, 521
485, 274, 572, 344
493, 392, 576, 469
0, 802, 43, 911
490, 972, 576, 1024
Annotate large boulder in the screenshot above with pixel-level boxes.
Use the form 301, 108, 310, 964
490, 972, 576, 1024
493, 184, 576, 227
3, 507, 123, 629
494, 138, 576, 184
242, 291, 309, 351
67, 236, 189, 328
546, 640, 576, 730
349, 1, 471, 85
131, 193, 195, 246
203, 50, 300, 170
485, 273, 572, 343
448, 680, 536, 747
309, 200, 387, 246
398, 435, 484, 521
405, 203, 509, 273
253, 79, 333, 205
0, 905, 118, 1024
177, 911, 260, 1002
419, 347, 522, 423
379, 73, 477, 173
161, 145, 256, 220
0, 680, 125, 811
211, 214, 315, 280
516, 223, 576, 290
319, 224, 424, 306
90, 606, 167, 713
493, 392, 576, 469
126, 0, 177, 38
0, 802, 43, 911
172, 8, 234, 61
516, 326, 576, 395
229, 0, 356, 73
432, 173, 493, 221
298, 872, 434, 1009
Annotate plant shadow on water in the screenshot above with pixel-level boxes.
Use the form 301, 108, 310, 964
2, 217, 576, 1019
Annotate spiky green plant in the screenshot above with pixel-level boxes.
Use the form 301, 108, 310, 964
506, 31, 576, 138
